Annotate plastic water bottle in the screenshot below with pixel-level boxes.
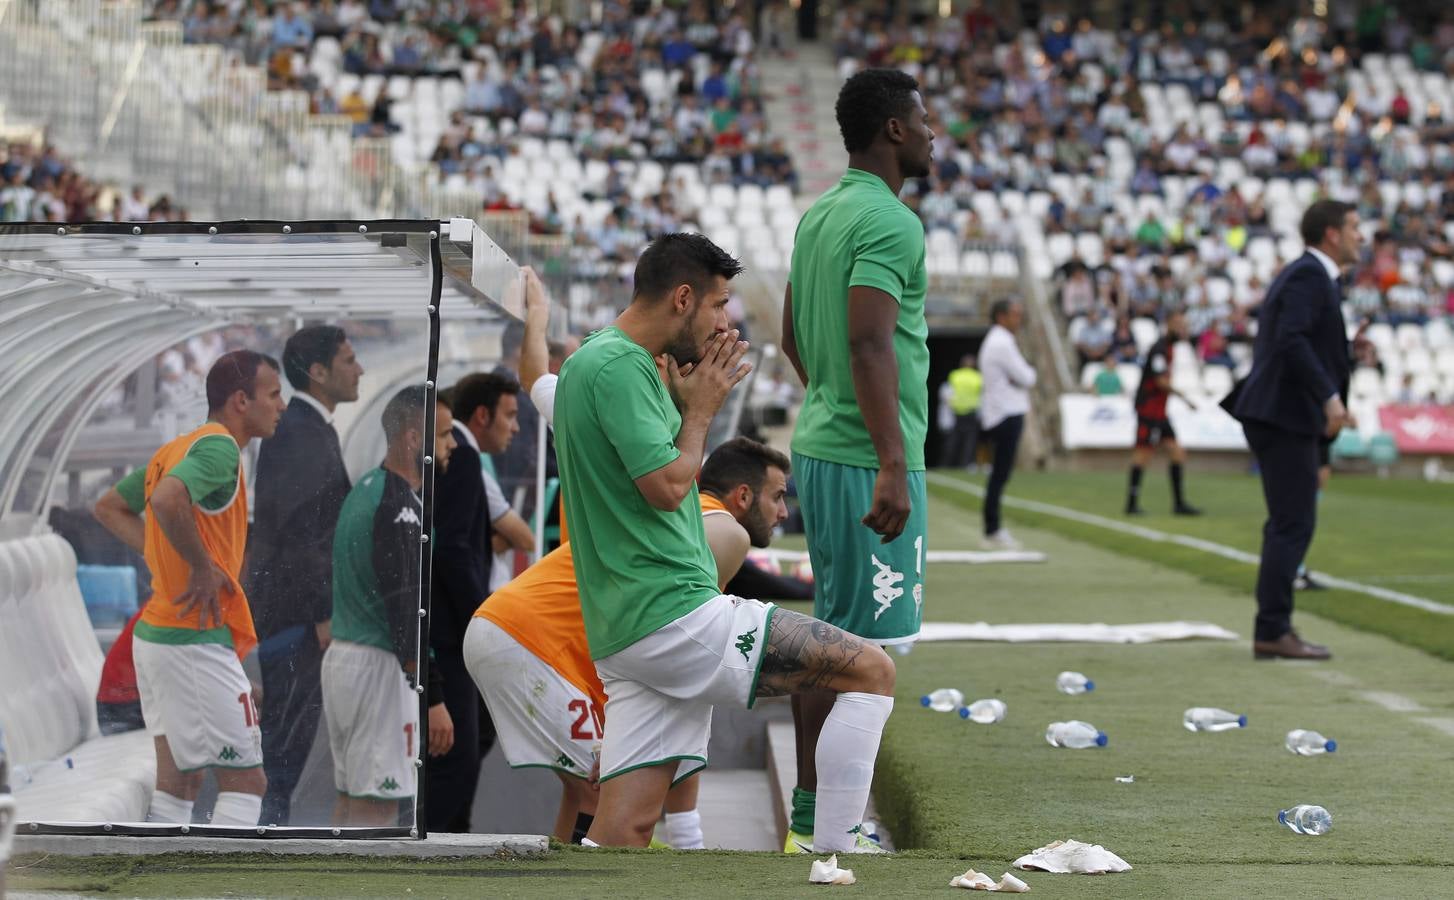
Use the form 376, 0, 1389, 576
1183, 708, 1247, 732
1278, 805, 1332, 835
1056, 671, 1095, 694
1285, 729, 1337, 756
959, 699, 1007, 724
921, 688, 964, 712
1045, 720, 1108, 748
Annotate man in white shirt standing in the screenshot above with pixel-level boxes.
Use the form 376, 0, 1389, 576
977, 299, 1037, 550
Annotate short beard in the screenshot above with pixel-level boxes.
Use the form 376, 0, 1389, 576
743, 500, 773, 548
666, 307, 703, 366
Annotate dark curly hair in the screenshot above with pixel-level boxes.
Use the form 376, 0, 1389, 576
835, 68, 921, 154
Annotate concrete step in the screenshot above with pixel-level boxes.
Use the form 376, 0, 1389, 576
765, 720, 895, 851
695, 768, 779, 851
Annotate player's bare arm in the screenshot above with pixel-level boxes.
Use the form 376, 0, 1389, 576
703, 515, 751, 591
634, 330, 752, 511
93, 485, 145, 554
519, 266, 550, 393
149, 475, 230, 629
781, 283, 809, 386
848, 285, 910, 542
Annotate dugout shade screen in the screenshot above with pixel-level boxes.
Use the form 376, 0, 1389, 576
0, 222, 508, 838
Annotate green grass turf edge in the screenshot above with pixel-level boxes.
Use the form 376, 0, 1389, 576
927, 477, 1454, 664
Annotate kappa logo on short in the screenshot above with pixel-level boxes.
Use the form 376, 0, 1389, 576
556, 754, 576, 769
913, 582, 924, 613
734, 626, 759, 661
378, 777, 400, 792
394, 506, 421, 527
870, 555, 904, 621
218, 745, 240, 762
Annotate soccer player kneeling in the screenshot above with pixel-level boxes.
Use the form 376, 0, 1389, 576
465, 437, 792, 847
322, 387, 456, 826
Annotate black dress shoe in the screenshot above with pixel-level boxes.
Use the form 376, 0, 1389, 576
1253, 633, 1331, 660
1173, 503, 1203, 516
1125, 502, 1145, 516
1294, 573, 1325, 590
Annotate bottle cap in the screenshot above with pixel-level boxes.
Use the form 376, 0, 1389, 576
1237, 715, 1248, 727
1083, 680, 1095, 691
1278, 809, 1288, 825
1095, 732, 1108, 747
920, 695, 931, 706
1324, 739, 1336, 752
958, 706, 970, 718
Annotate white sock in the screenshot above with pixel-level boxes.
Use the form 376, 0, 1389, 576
813, 692, 894, 852
146, 790, 194, 824
664, 809, 705, 850
581, 837, 600, 848
211, 791, 263, 827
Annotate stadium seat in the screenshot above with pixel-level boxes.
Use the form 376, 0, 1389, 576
1403, 347, 1433, 375
1367, 432, 1400, 473
764, 184, 794, 210
1130, 318, 1159, 355
1201, 365, 1234, 399
1330, 428, 1368, 462
0, 534, 156, 823
1350, 368, 1384, 403
1116, 363, 1142, 395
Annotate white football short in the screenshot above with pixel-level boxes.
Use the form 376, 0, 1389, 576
463, 617, 599, 778
594, 594, 777, 785
321, 640, 417, 801
133, 637, 262, 772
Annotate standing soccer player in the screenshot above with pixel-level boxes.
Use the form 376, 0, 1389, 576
779, 67, 933, 853
129, 350, 286, 827
555, 233, 896, 853
1124, 309, 1202, 516
323, 387, 456, 826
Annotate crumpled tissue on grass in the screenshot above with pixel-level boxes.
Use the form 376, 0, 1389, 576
1013, 839, 1132, 874
809, 854, 856, 885
949, 869, 1031, 891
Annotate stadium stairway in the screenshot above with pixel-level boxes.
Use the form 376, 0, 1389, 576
760, 44, 847, 199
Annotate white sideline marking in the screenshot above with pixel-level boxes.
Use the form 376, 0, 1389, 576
928, 474, 1454, 617
1416, 718, 1454, 738
1358, 691, 1428, 713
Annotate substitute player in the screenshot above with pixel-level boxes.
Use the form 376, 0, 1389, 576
1125, 309, 1202, 516
465, 437, 790, 847
555, 233, 896, 853
321, 386, 456, 826
128, 350, 285, 827
779, 67, 933, 852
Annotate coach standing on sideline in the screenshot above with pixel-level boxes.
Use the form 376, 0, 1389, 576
1228, 200, 1359, 661
977, 299, 1037, 550
247, 326, 363, 825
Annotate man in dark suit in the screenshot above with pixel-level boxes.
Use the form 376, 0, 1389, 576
428, 371, 519, 831
1228, 200, 1361, 661
247, 326, 364, 824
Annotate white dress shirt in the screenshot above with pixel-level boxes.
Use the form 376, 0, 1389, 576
293, 389, 334, 425
978, 324, 1038, 430
1306, 247, 1341, 284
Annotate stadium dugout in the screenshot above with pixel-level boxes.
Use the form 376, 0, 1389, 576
0, 219, 549, 851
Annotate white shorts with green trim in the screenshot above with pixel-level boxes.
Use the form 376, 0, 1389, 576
463, 617, 600, 778
594, 595, 776, 785
133, 636, 262, 772
321, 640, 417, 801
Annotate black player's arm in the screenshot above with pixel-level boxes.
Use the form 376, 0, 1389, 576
847, 285, 906, 473
725, 560, 814, 602
781, 283, 808, 386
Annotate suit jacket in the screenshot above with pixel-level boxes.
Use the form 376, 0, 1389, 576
245, 396, 351, 639
1229, 252, 1349, 438
429, 423, 494, 652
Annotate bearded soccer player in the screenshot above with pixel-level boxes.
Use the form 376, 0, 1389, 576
126, 350, 285, 827
1125, 309, 1202, 516
779, 67, 933, 852
554, 232, 895, 853
322, 387, 456, 826
464, 437, 790, 846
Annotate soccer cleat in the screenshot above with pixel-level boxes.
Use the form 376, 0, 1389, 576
1124, 501, 1145, 516
845, 825, 889, 854
980, 529, 1022, 551
1173, 503, 1203, 516
784, 829, 814, 854
648, 836, 674, 850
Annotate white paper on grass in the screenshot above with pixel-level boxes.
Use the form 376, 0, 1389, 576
917, 621, 1239, 644
1013, 839, 1132, 874
808, 855, 856, 885
950, 869, 1031, 891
